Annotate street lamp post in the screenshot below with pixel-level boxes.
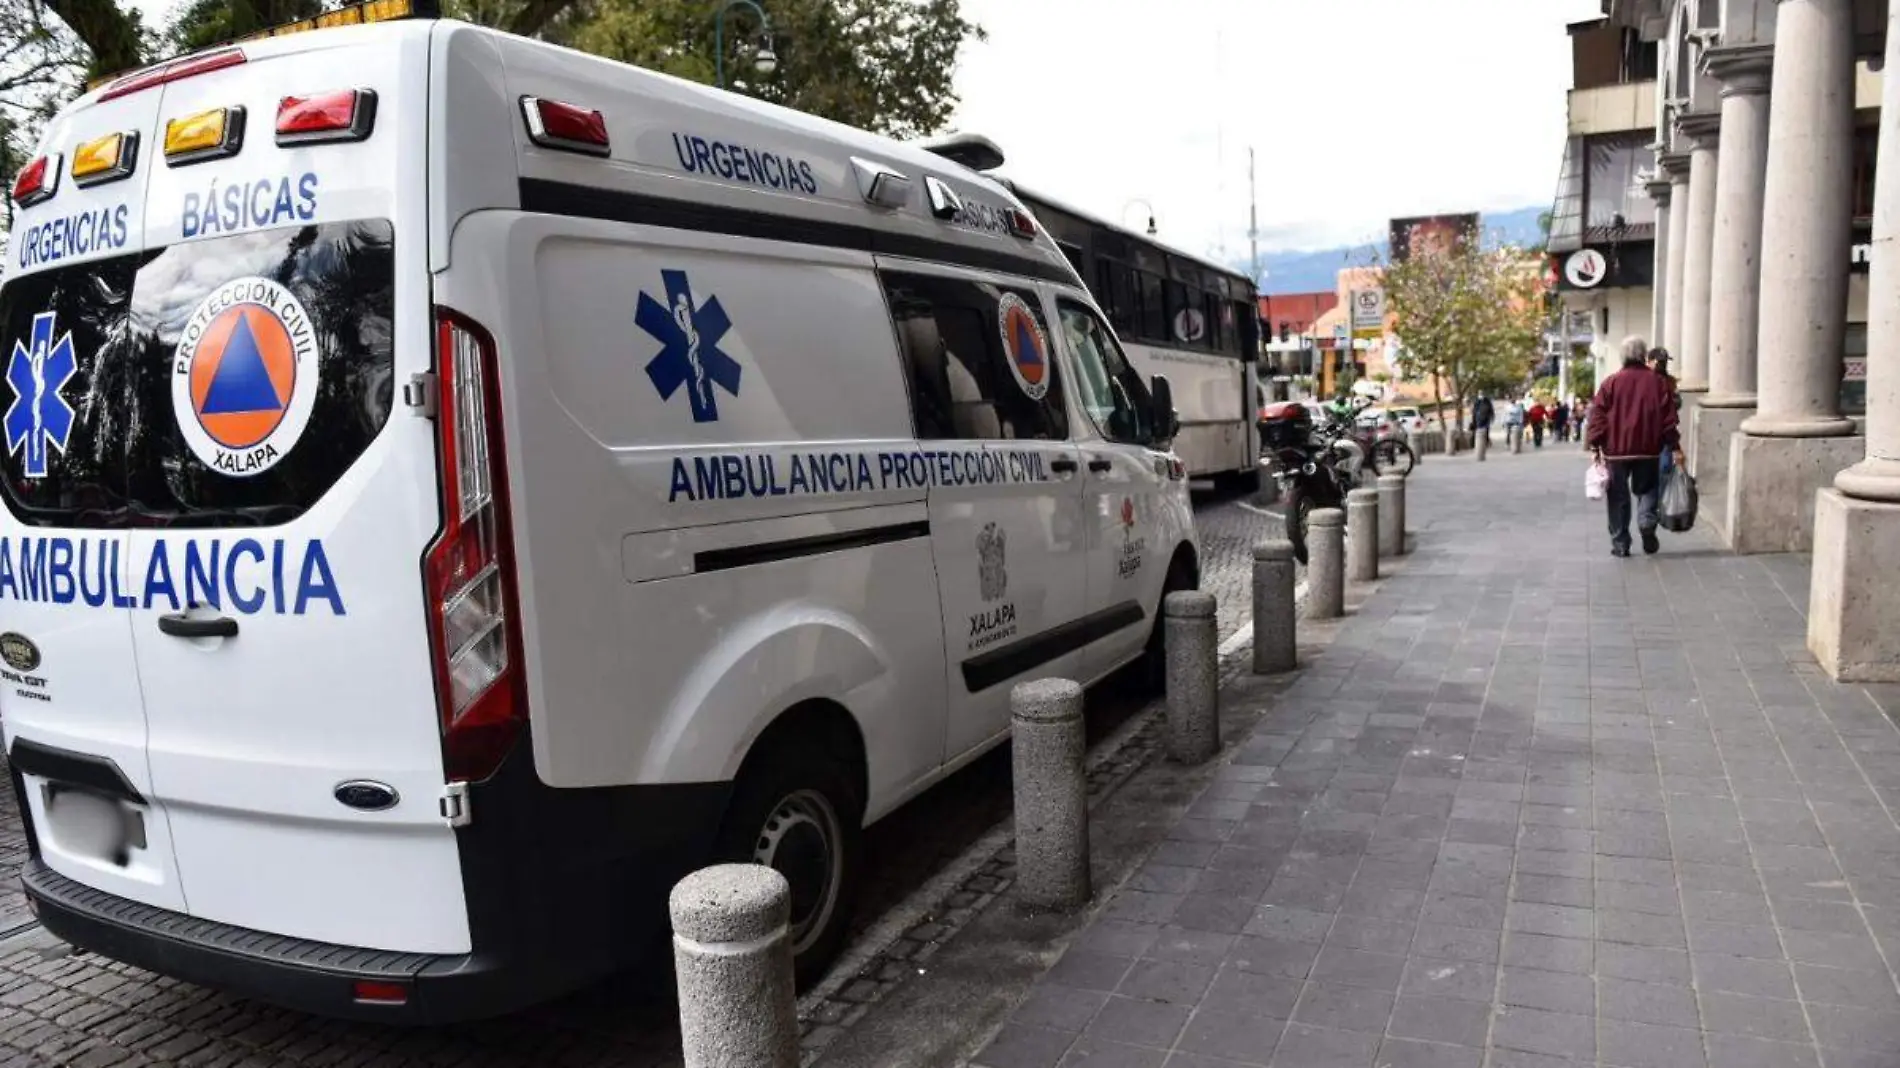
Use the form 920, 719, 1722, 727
1121, 199, 1158, 237
714, 0, 777, 90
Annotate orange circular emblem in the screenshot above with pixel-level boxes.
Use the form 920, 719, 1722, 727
187, 303, 297, 450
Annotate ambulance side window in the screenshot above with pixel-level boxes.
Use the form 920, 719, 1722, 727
1058, 300, 1153, 446
881, 271, 1067, 442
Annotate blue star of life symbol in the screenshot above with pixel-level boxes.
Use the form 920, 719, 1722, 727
5, 312, 79, 479
635, 269, 741, 423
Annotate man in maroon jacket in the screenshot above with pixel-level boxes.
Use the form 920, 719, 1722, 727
1587, 337, 1685, 557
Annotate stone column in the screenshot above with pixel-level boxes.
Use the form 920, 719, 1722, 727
1647, 176, 1673, 346
1694, 44, 1774, 541
1727, 0, 1862, 554
1676, 113, 1720, 395
1810, 2, 1900, 680
1661, 154, 1692, 360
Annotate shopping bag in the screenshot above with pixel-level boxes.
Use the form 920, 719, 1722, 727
1585, 460, 1609, 501
1659, 465, 1698, 532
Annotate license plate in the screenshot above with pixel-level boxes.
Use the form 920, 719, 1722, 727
45, 787, 141, 866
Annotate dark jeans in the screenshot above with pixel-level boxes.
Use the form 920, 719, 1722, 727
1606, 457, 1661, 551
1532, 423, 1544, 447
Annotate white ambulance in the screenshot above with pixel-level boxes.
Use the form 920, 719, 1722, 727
0, 6, 1198, 1021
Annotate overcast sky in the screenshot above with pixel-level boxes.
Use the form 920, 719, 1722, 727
128, 0, 1603, 260
953, 0, 1607, 261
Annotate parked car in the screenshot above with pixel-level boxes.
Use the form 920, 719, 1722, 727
1386, 405, 1428, 433
1354, 407, 1401, 439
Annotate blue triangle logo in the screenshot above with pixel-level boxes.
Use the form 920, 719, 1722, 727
201, 312, 284, 415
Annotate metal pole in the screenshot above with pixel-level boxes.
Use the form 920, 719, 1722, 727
715, 8, 727, 88
1249, 147, 1259, 288
1558, 304, 1571, 410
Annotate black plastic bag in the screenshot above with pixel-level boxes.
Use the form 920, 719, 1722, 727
1660, 465, 1698, 533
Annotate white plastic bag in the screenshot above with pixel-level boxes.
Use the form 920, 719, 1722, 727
1585, 460, 1609, 501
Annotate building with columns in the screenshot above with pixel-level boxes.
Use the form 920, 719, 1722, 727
1598, 0, 1900, 681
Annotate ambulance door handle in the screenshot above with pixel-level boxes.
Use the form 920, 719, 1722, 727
1050, 457, 1078, 475
1087, 458, 1113, 473
158, 613, 239, 640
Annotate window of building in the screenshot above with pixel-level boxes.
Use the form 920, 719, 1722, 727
881, 272, 1068, 442
1058, 300, 1153, 446
1853, 125, 1879, 222
1584, 131, 1656, 232
1842, 321, 1867, 415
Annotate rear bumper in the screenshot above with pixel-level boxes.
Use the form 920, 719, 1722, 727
17, 747, 733, 1023
26, 859, 514, 1024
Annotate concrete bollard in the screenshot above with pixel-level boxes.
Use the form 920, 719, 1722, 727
1377, 474, 1406, 558
1010, 678, 1089, 909
1510, 425, 1524, 454
1165, 590, 1220, 763
1307, 507, 1346, 619
1347, 488, 1379, 582
1251, 540, 1297, 675
670, 864, 799, 1068
1475, 428, 1490, 461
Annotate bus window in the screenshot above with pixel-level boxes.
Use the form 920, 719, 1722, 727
1137, 270, 1167, 342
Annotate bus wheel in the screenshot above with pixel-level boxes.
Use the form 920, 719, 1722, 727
714, 738, 861, 987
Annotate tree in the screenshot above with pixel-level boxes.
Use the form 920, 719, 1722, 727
1382, 236, 1548, 437
3, 3, 106, 263
552, 0, 982, 138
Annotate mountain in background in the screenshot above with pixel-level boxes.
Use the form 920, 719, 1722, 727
1248, 206, 1547, 295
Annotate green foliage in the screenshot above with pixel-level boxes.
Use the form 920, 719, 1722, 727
2, 2, 106, 254
167, 0, 324, 54
1381, 238, 1547, 433
450, 0, 984, 139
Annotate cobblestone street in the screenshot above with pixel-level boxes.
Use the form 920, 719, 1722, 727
974, 446, 1900, 1068
0, 489, 1279, 1068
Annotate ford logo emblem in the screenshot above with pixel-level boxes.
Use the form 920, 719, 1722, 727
334, 781, 399, 812
0, 632, 40, 673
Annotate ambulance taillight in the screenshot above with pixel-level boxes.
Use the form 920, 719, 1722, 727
425, 310, 526, 783
11, 154, 57, 207
276, 89, 378, 145
519, 96, 610, 157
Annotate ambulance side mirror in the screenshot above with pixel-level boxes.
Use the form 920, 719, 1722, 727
1149, 374, 1179, 447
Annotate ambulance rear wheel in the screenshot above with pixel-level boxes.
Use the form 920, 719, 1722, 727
714, 737, 861, 987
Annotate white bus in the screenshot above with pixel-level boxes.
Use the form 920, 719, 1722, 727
1002, 186, 1262, 484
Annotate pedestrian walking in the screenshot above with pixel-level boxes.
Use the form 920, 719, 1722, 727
1551, 398, 1571, 443
1528, 399, 1547, 449
1471, 392, 1495, 460
1573, 397, 1588, 448
1588, 337, 1683, 557
1504, 395, 1526, 453
1647, 348, 1681, 473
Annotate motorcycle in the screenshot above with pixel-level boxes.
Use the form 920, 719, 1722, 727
1259, 405, 1371, 564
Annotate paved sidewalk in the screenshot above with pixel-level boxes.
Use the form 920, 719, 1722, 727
975, 447, 1900, 1068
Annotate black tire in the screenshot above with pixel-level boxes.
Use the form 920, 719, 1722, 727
713, 736, 862, 988
1139, 553, 1197, 695
1372, 438, 1416, 477
1284, 481, 1312, 565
